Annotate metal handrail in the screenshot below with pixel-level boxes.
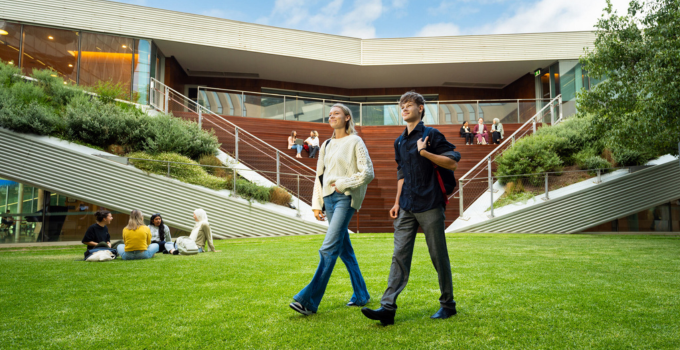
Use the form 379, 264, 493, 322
451, 94, 562, 218
458, 94, 562, 183
123, 156, 315, 178
151, 78, 316, 176
198, 85, 553, 105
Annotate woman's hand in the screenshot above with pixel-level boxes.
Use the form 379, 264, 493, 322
330, 183, 342, 194
313, 209, 326, 221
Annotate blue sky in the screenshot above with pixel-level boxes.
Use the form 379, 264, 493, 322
112, 0, 630, 38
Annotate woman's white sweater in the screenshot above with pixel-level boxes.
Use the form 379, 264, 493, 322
312, 134, 374, 211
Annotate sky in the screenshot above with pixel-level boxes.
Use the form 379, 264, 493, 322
111, 0, 631, 39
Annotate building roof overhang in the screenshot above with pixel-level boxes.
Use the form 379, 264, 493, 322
1, 0, 594, 88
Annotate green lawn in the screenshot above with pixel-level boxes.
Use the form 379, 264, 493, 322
1, 233, 679, 349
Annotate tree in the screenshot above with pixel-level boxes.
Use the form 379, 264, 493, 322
579, 0, 680, 157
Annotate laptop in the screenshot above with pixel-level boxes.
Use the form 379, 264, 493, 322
294, 138, 305, 146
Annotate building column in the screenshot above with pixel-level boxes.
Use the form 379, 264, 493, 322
14, 183, 23, 242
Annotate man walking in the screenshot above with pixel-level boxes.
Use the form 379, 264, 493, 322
362, 91, 460, 325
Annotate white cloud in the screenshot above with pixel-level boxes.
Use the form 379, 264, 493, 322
257, 0, 383, 38
416, 0, 629, 38
339, 0, 383, 38
416, 23, 461, 37
476, 0, 630, 35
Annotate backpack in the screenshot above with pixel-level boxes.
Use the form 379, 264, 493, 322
396, 127, 458, 204
176, 236, 199, 255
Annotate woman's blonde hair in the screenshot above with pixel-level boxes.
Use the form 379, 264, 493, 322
125, 210, 145, 231
313, 130, 319, 138
330, 103, 357, 138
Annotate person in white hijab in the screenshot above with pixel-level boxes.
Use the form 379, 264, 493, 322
189, 209, 215, 253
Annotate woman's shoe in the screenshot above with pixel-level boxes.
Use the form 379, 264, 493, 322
290, 302, 315, 316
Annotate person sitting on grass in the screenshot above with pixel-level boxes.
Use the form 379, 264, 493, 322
117, 210, 158, 260
189, 209, 215, 253
82, 210, 112, 250
149, 213, 177, 254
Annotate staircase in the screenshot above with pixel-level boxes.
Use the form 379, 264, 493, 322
200, 115, 526, 233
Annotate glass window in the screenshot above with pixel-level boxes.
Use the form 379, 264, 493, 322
21, 25, 78, 84
133, 39, 151, 104
0, 21, 21, 66
583, 199, 678, 233
79, 32, 133, 95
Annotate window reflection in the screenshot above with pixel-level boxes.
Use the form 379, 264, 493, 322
133, 39, 151, 104
21, 25, 78, 84
0, 21, 21, 66
79, 32, 133, 94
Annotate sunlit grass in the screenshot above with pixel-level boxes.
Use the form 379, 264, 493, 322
1, 233, 678, 349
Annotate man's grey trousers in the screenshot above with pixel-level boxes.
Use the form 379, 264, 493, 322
380, 206, 456, 311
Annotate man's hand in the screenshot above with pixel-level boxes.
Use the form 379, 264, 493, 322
416, 136, 428, 155
313, 209, 326, 221
389, 204, 400, 219
330, 183, 342, 193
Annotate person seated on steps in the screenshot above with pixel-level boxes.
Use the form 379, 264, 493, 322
459, 121, 473, 145
473, 117, 489, 145
306, 130, 320, 158
288, 131, 304, 159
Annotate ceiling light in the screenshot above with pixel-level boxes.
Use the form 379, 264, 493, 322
0, 30, 8, 36
68, 64, 73, 67
122, 45, 127, 48
48, 35, 54, 40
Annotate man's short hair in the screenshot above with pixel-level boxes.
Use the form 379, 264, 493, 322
399, 90, 426, 119
94, 210, 111, 222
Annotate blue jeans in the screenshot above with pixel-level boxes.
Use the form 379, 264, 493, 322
291, 144, 303, 155
294, 192, 370, 312
118, 243, 159, 260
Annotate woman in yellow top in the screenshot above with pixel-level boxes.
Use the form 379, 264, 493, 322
117, 210, 159, 260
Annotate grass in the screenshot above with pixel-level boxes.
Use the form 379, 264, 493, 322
1, 233, 679, 349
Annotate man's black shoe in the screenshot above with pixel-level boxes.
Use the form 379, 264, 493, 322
361, 307, 395, 325
430, 306, 457, 319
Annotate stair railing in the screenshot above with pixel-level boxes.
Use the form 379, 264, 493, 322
150, 78, 317, 205
452, 95, 562, 219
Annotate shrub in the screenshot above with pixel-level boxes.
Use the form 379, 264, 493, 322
495, 134, 563, 184
536, 113, 603, 165
580, 156, 612, 175
609, 145, 653, 166
128, 152, 280, 205
92, 80, 129, 104
0, 61, 220, 161
199, 154, 229, 178
270, 186, 292, 206
128, 152, 228, 191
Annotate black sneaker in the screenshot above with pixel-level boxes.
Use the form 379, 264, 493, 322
289, 302, 315, 316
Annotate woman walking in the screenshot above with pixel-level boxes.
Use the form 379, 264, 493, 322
118, 210, 158, 260
290, 103, 374, 315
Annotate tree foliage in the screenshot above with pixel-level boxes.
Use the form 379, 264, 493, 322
579, 0, 680, 156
